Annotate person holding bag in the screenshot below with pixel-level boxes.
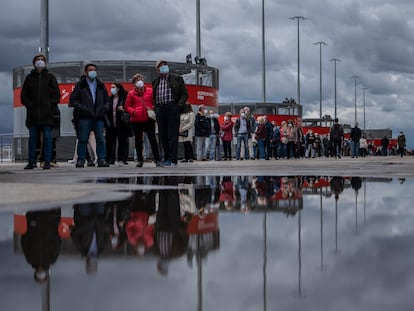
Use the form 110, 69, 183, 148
125, 73, 162, 168
105, 83, 132, 165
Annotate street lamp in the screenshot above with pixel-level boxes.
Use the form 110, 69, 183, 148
262, 0, 266, 104
314, 41, 327, 126
330, 58, 341, 119
351, 75, 360, 125
362, 87, 368, 134
289, 16, 307, 106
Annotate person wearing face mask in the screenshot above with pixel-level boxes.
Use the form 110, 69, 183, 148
194, 106, 211, 161
125, 73, 162, 167
105, 83, 132, 165
152, 60, 189, 166
234, 108, 251, 160
220, 112, 234, 160
20, 54, 61, 170
69, 63, 110, 167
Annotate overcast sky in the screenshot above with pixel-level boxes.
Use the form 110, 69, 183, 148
1, 0, 414, 146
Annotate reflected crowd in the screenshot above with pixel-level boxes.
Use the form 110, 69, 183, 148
16, 175, 401, 283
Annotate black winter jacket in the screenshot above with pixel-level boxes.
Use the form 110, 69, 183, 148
20, 69, 60, 127
152, 74, 188, 111
69, 76, 109, 121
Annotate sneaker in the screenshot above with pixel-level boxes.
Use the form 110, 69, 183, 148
136, 162, 143, 167
180, 159, 189, 163
50, 161, 59, 167
24, 162, 36, 170
87, 160, 95, 167
122, 161, 128, 165
163, 160, 172, 166
155, 161, 163, 167
68, 159, 76, 164
43, 162, 51, 170
76, 160, 85, 168
97, 160, 110, 167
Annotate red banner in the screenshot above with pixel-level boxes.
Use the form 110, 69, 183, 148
14, 83, 218, 108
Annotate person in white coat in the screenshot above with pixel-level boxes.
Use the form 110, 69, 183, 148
179, 104, 195, 162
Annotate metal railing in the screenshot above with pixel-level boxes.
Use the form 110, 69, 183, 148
0, 133, 13, 163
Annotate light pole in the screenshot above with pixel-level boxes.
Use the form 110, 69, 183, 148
314, 42, 327, 126
362, 87, 368, 135
330, 58, 341, 119
40, 0, 49, 59
262, 0, 266, 104
289, 16, 307, 106
196, 0, 201, 59
351, 75, 360, 125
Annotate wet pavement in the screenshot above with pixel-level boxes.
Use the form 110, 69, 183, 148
1, 157, 414, 311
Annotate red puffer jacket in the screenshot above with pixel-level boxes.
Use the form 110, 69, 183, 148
125, 87, 154, 123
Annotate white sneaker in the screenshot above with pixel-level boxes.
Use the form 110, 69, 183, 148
68, 159, 76, 164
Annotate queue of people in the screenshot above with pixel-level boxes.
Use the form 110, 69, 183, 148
21, 53, 410, 170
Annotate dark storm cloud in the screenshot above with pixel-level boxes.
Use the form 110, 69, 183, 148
1, 0, 414, 146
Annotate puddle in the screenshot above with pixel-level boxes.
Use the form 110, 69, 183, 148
1, 175, 413, 310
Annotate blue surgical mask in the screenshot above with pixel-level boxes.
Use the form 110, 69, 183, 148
111, 87, 117, 95
159, 65, 169, 75
87, 70, 97, 80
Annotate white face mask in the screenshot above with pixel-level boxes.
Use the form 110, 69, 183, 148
35, 60, 46, 69
135, 80, 144, 88
203, 109, 208, 114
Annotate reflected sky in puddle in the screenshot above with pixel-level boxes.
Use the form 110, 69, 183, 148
1, 176, 413, 311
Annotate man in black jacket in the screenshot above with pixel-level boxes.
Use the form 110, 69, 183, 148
69, 63, 110, 167
152, 60, 188, 166
20, 54, 60, 170
350, 122, 362, 158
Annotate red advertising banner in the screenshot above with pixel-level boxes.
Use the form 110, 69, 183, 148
14, 83, 218, 108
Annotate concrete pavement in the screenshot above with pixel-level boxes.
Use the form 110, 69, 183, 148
1, 155, 413, 211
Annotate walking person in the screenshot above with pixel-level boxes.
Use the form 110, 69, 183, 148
21, 54, 60, 170
179, 103, 195, 162
152, 60, 188, 166
125, 73, 162, 168
397, 131, 407, 157
69, 63, 110, 167
105, 83, 132, 165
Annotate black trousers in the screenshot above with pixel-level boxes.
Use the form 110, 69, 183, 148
131, 121, 160, 163
156, 104, 180, 163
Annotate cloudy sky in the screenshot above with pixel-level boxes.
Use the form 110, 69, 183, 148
1, 0, 414, 147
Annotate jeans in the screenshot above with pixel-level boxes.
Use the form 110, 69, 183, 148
77, 119, 106, 162
236, 133, 250, 160
351, 141, 360, 157
29, 125, 52, 163
196, 136, 207, 160
206, 134, 217, 160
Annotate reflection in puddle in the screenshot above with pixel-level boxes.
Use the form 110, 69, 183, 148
4, 176, 414, 310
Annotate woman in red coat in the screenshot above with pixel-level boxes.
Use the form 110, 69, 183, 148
220, 112, 234, 160
125, 73, 162, 167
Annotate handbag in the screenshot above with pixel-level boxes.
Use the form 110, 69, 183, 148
120, 111, 131, 126
140, 97, 156, 121
147, 109, 156, 121
179, 130, 189, 137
